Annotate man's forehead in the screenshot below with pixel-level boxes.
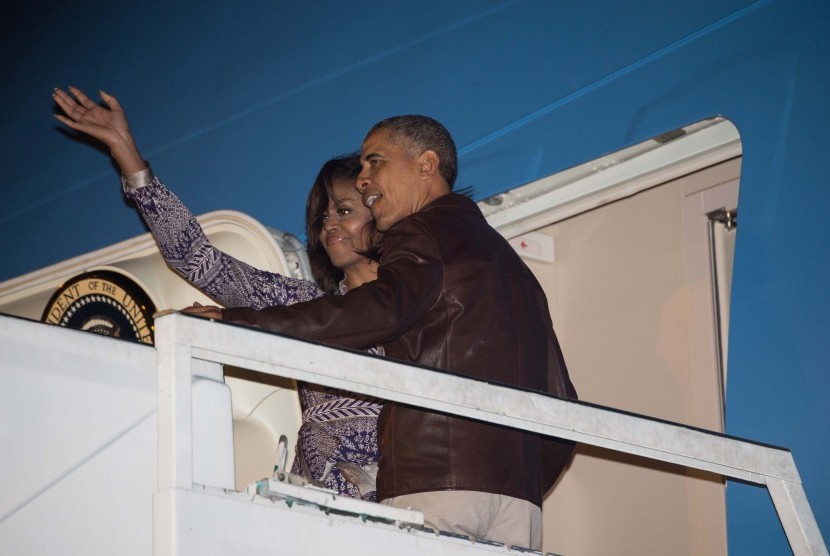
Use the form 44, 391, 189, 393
361, 128, 408, 157
361, 129, 389, 151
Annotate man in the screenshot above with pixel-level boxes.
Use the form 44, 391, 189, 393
194, 115, 577, 550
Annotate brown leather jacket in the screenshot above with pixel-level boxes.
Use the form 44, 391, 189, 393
224, 193, 577, 507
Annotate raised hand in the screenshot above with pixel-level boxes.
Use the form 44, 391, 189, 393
53, 86, 146, 174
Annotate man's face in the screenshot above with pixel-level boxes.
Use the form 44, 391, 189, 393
357, 129, 426, 232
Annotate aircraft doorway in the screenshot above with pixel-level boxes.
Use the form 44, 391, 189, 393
480, 119, 740, 555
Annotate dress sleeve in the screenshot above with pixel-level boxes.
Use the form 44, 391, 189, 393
222, 218, 444, 349
125, 176, 323, 309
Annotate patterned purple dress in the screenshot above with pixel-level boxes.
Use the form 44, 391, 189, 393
126, 177, 381, 500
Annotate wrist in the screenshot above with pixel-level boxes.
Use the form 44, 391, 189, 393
110, 135, 146, 174
121, 165, 155, 192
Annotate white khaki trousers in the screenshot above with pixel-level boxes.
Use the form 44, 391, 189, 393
382, 490, 542, 550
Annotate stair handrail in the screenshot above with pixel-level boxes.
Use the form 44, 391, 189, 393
154, 311, 827, 556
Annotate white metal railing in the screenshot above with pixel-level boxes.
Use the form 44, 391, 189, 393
154, 312, 827, 556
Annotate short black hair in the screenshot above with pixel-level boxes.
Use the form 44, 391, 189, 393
367, 115, 457, 188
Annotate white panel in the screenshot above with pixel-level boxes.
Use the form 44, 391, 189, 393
0, 316, 157, 555
192, 376, 235, 489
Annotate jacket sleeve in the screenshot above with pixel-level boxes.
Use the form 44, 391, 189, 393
542, 331, 578, 492
126, 177, 323, 309
222, 218, 444, 350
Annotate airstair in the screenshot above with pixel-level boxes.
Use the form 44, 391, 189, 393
1, 312, 825, 555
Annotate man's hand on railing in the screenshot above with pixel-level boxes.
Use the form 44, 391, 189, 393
181, 302, 223, 320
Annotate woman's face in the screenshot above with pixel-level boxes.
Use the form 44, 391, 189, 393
319, 177, 375, 271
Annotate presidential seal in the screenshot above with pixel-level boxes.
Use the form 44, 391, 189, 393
41, 270, 156, 345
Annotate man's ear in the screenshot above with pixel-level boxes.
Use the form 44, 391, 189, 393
418, 150, 440, 179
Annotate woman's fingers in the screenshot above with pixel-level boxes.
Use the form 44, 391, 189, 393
52, 88, 79, 116
99, 89, 122, 112
68, 85, 96, 109
53, 87, 92, 123
53, 113, 81, 129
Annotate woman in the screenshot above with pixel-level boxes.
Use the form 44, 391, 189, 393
53, 86, 381, 500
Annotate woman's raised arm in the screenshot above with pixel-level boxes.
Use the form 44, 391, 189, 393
53, 86, 146, 174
